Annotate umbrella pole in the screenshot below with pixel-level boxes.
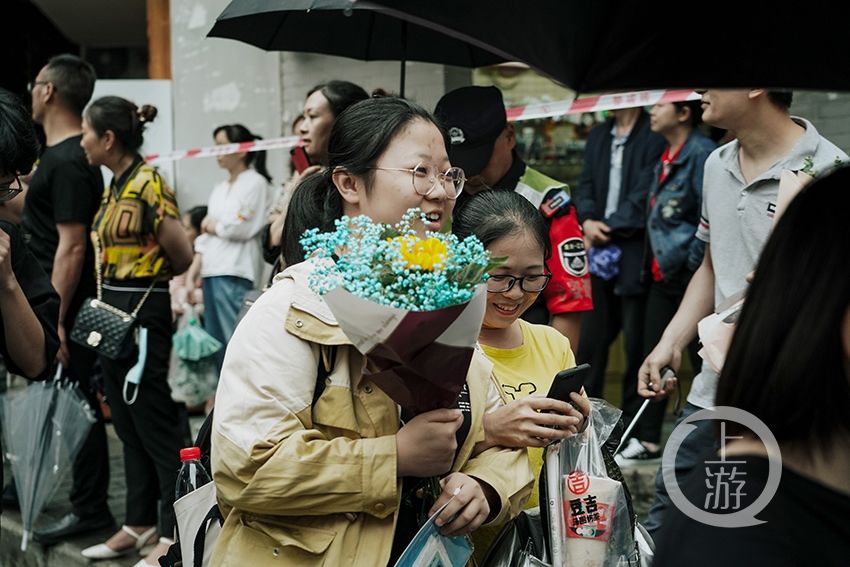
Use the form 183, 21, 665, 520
399, 20, 407, 97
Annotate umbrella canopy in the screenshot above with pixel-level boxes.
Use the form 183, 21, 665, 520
364, 0, 850, 93
1, 376, 96, 550
207, 0, 508, 95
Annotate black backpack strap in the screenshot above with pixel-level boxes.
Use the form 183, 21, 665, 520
313, 344, 337, 404
193, 505, 224, 567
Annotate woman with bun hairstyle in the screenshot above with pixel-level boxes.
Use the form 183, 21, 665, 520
79, 96, 193, 567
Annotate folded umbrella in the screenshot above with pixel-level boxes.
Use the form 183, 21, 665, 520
1, 367, 96, 551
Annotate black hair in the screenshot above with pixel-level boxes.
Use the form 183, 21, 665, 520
716, 165, 850, 452
767, 90, 793, 110
85, 96, 157, 154
44, 54, 97, 115
282, 96, 447, 267
452, 190, 551, 261
306, 80, 369, 118
0, 88, 40, 176
673, 99, 703, 128
185, 205, 207, 234
213, 124, 272, 183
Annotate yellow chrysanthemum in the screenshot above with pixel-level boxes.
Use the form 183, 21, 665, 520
395, 236, 448, 271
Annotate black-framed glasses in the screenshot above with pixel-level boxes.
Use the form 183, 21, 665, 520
487, 273, 552, 293
26, 80, 51, 93
0, 175, 23, 202
370, 162, 465, 200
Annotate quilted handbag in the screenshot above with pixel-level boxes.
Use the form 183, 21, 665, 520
70, 234, 157, 360
71, 298, 138, 359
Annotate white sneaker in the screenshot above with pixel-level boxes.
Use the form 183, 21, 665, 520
615, 438, 661, 467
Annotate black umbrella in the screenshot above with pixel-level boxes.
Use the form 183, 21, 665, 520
364, 0, 850, 93
207, 0, 508, 96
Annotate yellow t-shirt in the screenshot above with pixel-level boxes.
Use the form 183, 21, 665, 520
473, 319, 575, 560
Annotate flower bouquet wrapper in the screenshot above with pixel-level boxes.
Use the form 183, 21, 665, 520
322, 284, 487, 415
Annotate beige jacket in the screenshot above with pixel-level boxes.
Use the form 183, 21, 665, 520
210, 260, 533, 566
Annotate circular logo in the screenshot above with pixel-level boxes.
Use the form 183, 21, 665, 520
559, 237, 588, 277
566, 470, 589, 495
661, 406, 782, 528
448, 127, 466, 145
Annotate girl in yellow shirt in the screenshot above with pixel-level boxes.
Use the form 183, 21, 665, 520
454, 190, 591, 558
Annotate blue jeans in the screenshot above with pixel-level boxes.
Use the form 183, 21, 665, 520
202, 275, 254, 371
643, 401, 717, 537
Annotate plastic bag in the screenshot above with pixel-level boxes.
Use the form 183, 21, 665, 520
173, 305, 222, 362
481, 507, 549, 567
393, 495, 473, 567
168, 306, 220, 406
553, 399, 639, 567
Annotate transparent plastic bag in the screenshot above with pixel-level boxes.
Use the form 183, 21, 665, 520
550, 398, 639, 567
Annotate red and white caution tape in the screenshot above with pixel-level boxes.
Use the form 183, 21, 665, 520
145, 89, 699, 163
145, 135, 300, 164
506, 89, 700, 122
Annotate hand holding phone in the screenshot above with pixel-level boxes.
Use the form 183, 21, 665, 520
547, 363, 591, 405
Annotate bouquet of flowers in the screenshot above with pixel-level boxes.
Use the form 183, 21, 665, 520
301, 208, 502, 414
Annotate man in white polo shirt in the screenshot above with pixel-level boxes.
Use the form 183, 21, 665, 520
637, 89, 846, 537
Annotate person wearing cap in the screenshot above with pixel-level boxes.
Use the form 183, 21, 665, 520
435, 86, 592, 350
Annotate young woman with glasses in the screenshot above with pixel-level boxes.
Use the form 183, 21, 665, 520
453, 190, 591, 559
210, 96, 533, 566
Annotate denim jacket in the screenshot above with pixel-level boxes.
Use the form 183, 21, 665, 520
646, 130, 716, 278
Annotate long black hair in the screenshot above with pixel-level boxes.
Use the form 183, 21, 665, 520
282, 96, 447, 266
0, 88, 39, 175
453, 190, 551, 261
306, 80, 369, 118
85, 96, 157, 154
715, 165, 850, 452
213, 124, 272, 183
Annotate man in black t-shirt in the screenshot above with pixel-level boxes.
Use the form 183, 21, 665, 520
18, 54, 115, 543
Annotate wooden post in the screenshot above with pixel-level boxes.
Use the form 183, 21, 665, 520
147, 0, 171, 79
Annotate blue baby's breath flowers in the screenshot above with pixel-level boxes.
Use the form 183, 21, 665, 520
301, 208, 502, 310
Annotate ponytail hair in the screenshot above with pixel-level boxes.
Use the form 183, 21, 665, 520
85, 96, 157, 154
281, 170, 344, 266
213, 124, 272, 183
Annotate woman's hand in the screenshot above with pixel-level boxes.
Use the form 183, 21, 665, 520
428, 473, 495, 536
0, 228, 16, 290
483, 394, 583, 449
396, 408, 463, 477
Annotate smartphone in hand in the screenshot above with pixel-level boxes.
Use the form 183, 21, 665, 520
290, 145, 312, 174
547, 363, 591, 406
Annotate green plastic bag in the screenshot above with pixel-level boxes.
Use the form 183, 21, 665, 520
173, 305, 222, 361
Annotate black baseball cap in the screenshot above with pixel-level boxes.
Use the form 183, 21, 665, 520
434, 86, 507, 177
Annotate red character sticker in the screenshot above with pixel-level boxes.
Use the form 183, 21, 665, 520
566, 470, 589, 496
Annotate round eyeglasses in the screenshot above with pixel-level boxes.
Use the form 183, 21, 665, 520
370, 162, 465, 199
0, 175, 23, 203
486, 273, 552, 294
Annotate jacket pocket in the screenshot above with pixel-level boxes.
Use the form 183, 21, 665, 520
225, 516, 336, 566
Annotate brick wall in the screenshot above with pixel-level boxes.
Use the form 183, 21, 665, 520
791, 91, 850, 153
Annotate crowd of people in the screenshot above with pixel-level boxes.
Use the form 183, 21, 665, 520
0, 51, 848, 567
